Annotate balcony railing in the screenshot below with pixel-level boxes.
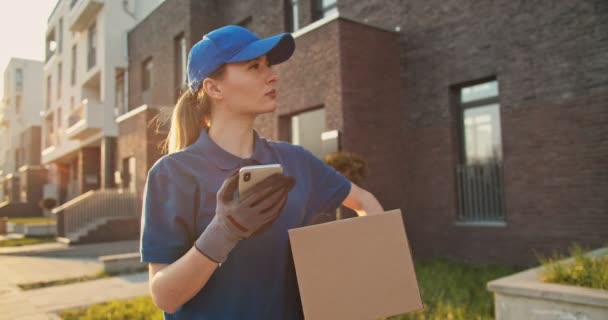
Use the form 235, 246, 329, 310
69, 0, 103, 32
68, 103, 85, 128
66, 99, 104, 140
455, 161, 506, 222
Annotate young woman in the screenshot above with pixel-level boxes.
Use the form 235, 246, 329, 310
140, 25, 384, 319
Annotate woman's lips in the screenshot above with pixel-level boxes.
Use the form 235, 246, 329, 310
265, 89, 276, 98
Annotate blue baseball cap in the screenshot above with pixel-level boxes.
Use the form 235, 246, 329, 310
186, 25, 296, 94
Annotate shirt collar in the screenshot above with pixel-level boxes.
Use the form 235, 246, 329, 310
190, 127, 272, 171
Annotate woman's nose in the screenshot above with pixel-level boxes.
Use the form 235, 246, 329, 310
267, 67, 278, 83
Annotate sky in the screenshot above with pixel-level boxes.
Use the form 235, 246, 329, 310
0, 0, 58, 98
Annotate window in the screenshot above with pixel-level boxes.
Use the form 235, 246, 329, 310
71, 44, 77, 86
174, 33, 187, 98
57, 63, 62, 99
142, 58, 153, 91
454, 79, 505, 223
46, 29, 57, 62
56, 107, 62, 144
459, 80, 502, 164
15, 95, 21, 114
15, 68, 23, 92
285, 0, 300, 32
45, 112, 55, 148
122, 156, 136, 192
58, 18, 63, 54
115, 70, 125, 115
87, 22, 97, 70
15, 149, 21, 171
46, 75, 52, 109
312, 0, 337, 21
290, 108, 326, 157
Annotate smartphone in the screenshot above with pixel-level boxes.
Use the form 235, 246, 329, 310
235, 164, 283, 199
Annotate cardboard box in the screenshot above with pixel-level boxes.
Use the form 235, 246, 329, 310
288, 208, 424, 320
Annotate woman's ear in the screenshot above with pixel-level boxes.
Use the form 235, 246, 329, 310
202, 78, 223, 100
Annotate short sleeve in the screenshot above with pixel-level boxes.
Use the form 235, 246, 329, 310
299, 146, 352, 217
139, 166, 196, 264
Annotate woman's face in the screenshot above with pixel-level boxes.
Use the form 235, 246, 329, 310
213, 54, 278, 115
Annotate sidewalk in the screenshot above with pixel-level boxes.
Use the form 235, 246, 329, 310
0, 240, 148, 319
0, 239, 139, 256
0, 271, 149, 319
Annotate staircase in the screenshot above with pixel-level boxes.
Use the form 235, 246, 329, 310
52, 189, 139, 244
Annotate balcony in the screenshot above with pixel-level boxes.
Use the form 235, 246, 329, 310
69, 0, 103, 32
66, 99, 104, 140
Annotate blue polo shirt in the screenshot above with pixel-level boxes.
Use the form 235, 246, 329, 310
139, 127, 352, 319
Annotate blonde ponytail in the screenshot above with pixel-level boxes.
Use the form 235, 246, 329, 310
160, 65, 226, 155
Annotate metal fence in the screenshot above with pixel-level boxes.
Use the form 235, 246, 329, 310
455, 161, 505, 222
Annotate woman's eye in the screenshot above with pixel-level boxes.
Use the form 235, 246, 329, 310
250, 61, 271, 70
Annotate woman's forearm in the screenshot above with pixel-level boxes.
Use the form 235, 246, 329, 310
355, 191, 384, 216
150, 246, 219, 314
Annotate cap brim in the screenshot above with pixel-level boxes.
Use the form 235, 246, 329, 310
225, 33, 295, 65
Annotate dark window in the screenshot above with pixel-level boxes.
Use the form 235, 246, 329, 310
312, 0, 337, 21
115, 70, 125, 115
142, 58, 153, 91
284, 0, 299, 32
15, 149, 21, 171
15, 68, 23, 92
87, 22, 97, 70
45, 113, 54, 148
57, 62, 62, 99
46, 29, 56, 62
58, 18, 63, 54
15, 95, 21, 114
71, 44, 77, 86
454, 78, 506, 223
56, 106, 62, 143
46, 75, 52, 109
174, 33, 187, 99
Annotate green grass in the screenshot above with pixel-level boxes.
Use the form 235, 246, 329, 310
536, 243, 608, 290
0, 235, 57, 247
19, 271, 112, 290
58, 296, 164, 320
18, 268, 147, 291
56, 258, 524, 320
381, 257, 525, 320
7, 217, 56, 224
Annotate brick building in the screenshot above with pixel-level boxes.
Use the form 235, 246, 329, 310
121, 0, 608, 266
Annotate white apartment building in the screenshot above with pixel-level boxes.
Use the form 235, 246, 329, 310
42, 0, 165, 204
0, 58, 44, 203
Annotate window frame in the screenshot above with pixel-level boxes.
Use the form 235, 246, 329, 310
142, 57, 153, 92
456, 79, 501, 165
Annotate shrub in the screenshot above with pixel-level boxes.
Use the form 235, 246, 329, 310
39, 197, 57, 210
536, 243, 608, 290
323, 151, 368, 185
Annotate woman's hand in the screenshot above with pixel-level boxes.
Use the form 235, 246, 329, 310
194, 167, 295, 263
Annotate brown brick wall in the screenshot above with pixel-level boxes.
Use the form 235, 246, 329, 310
335, 0, 608, 266
274, 20, 343, 139
124, 0, 608, 266
127, 0, 194, 110
117, 107, 167, 214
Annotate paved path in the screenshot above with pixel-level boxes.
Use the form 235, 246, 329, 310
0, 240, 150, 319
